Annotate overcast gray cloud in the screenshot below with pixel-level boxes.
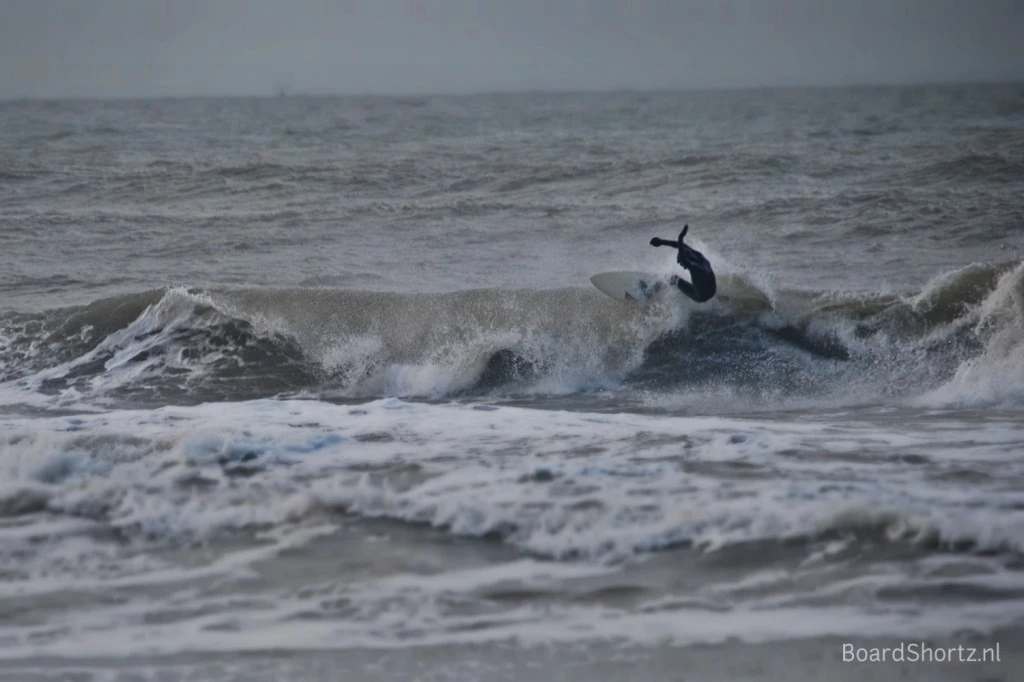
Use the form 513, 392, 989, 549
1, 0, 1021, 99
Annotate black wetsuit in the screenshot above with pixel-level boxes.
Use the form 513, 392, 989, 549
650, 225, 717, 303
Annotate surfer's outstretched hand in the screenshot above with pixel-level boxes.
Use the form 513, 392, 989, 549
651, 225, 689, 249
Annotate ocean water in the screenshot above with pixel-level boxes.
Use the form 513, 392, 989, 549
1, 84, 1023, 680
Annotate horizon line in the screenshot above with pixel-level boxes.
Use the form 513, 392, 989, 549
1, 78, 1021, 104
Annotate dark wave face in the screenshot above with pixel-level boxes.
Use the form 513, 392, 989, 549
2, 260, 1021, 410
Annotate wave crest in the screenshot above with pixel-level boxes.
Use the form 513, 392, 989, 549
2, 260, 1021, 409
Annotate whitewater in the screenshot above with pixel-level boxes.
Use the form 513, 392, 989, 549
1, 84, 1022, 681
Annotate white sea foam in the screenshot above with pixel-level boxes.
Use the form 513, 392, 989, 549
919, 262, 1024, 408
0, 397, 1022, 657
3, 399, 1023, 557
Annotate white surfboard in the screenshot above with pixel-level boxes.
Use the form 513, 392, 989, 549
590, 271, 668, 303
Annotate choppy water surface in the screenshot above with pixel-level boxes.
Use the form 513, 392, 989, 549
1, 84, 1023, 679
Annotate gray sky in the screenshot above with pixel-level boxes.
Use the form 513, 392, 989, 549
1, 0, 1021, 99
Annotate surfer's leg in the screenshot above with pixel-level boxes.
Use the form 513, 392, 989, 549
672, 274, 700, 302
677, 244, 716, 302
673, 259, 716, 302
688, 265, 717, 302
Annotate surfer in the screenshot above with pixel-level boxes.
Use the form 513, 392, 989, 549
649, 225, 717, 302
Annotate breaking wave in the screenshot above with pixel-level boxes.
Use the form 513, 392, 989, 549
1, 260, 1021, 410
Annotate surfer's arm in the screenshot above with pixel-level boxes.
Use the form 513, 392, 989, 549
651, 225, 689, 249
